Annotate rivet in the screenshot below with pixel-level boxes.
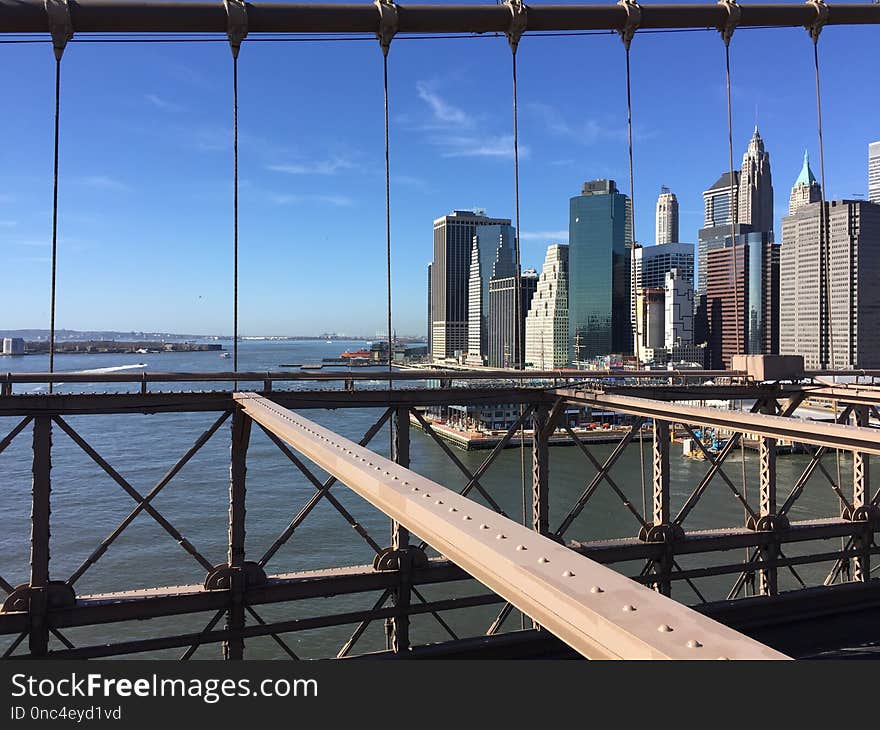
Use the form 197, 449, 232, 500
480, 524, 490, 530
449, 507, 458, 513
687, 640, 703, 649
423, 493, 431, 498
590, 586, 604, 594
463, 515, 472, 521
538, 557, 549, 564
496, 534, 507, 540
435, 500, 443, 505
516, 545, 527, 551
658, 624, 673, 633
622, 604, 637, 612
717, 656, 730, 660
563, 570, 575, 577
412, 487, 419, 492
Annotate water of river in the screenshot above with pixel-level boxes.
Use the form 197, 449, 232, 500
0, 340, 852, 658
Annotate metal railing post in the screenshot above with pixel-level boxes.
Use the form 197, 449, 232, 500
29, 416, 52, 656
389, 406, 411, 653
532, 404, 550, 536
651, 418, 672, 596
224, 407, 251, 660
757, 432, 778, 595
852, 404, 871, 581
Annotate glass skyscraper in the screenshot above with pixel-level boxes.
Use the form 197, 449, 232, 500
568, 179, 631, 361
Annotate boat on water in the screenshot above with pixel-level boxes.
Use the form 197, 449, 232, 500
341, 348, 371, 359
219, 351, 231, 359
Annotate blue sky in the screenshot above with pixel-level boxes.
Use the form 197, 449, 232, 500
1, 5, 878, 337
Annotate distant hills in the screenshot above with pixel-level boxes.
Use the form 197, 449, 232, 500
0, 329, 426, 343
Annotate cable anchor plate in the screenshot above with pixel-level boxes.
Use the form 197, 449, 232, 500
505, 0, 528, 55
44, 0, 73, 60
617, 0, 642, 49
375, 0, 399, 57
224, 0, 248, 59
717, 0, 741, 46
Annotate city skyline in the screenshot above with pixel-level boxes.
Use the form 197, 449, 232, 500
2, 25, 878, 336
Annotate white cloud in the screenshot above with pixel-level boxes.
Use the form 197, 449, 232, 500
269, 193, 354, 207
526, 102, 654, 145
434, 134, 528, 160
73, 176, 130, 192
416, 82, 473, 128
145, 93, 181, 112
520, 230, 568, 242
268, 157, 356, 176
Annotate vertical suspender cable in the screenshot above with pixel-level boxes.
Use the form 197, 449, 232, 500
810, 15, 835, 370
724, 42, 742, 362
48, 58, 62, 394
511, 49, 523, 373
233, 55, 240, 375
225, 0, 247, 379
383, 51, 393, 388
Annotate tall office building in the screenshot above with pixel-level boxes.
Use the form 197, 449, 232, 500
789, 150, 821, 215
738, 127, 774, 234
488, 270, 538, 368
705, 232, 779, 369
634, 242, 694, 290
525, 244, 569, 370
664, 269, 694, 350
655, 186, 679, 244
634, 288, 666, 362
466, 224, 515, 366
698, 170, 747, 297
780, 199, 880, 369
869, 141, 880, 205
569, 179, 631, 361
427, 263, 432, 357
430, 209, 512, 361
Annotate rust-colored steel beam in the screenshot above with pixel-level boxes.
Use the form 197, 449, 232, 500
1, 1, 878, 36
558, 389, 880, 455
234, 393, 787, 660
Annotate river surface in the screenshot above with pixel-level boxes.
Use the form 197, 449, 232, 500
0, 340, 853, 658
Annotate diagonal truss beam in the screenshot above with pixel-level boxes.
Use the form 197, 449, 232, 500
0, 416, 31, 457
236, 393, 786, 659
257, 408, 392, 568
553, 421, 642, 538
55, 413, 227, 584
560, 421, 647, 529
409, 408, 508, 516
257, 421, 383, 557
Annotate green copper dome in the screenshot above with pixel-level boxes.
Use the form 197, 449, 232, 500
795, 149, 817, 186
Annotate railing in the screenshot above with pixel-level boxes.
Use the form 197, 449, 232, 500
0, 370, 878, 658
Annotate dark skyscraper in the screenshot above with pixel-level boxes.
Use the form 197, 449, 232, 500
568, 179, 631, 361
706, 232, 778, 369
488, 270, 538, 368
430, 209, 512, 361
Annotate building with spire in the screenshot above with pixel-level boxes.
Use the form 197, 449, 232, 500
738, 127, 774, 234
525, 244, 569, 370
789, 150, 822, 215
655, 186, 679, 244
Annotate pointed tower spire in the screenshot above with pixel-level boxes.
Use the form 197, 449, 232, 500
789, 149, 821, 215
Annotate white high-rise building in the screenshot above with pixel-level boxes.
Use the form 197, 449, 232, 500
869, 141, 880, 205
525, 244, 569, 370
655, 186, 679, 244
738, 126, 774, 234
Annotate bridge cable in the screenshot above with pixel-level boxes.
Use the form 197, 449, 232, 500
718, 1, 741, 367
619, 0, 640, 365
45, 0, 73, 393
376, 0, 397, 458
807, 0, 835, 370
225, 0, 247, 377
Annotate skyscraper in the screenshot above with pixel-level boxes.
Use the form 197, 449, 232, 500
738, 127, 774, 234
697, 170, 748, 297
655, 186, 679, 244
525, 244, 569, 370
427, 263, 432, 357
789, 150, 821, 215
569, 179, 631, 361
781, 199, 880, 369
706, 232, 778, 369
466, 224, 515, 366
633, 242, 695, 290
430, 209, 512, 362
869, 141, 880, 205
634, 288, 666, 362
664, 269, 697, 356
488, 270, 538, 368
